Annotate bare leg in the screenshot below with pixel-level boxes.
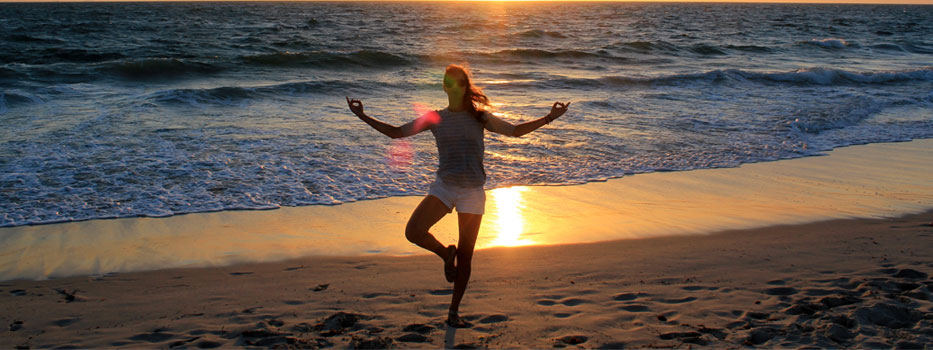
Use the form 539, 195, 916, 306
406, 195, 453, 260
448, 212, 482, 326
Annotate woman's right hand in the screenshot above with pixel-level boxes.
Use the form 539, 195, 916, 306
346, 96, 365, 118
547, 101, 571, 122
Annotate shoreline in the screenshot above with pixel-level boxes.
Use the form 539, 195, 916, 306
1, 138, 932, 282
1, 209, 930, 348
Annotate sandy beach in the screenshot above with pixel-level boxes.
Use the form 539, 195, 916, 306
2, 140, 932, 349
3, 139, 932, 283
3, 2, 931, 348
2, 209, 932, 349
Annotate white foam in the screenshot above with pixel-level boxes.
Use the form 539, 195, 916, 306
802, 38, 855, 49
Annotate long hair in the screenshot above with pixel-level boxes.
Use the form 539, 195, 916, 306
446, 64, 490, 124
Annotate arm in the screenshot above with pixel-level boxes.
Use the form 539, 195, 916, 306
510, 101, 571, 137
346, 97, 403, 139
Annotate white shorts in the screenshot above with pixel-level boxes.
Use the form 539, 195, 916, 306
427, 177, 486, 215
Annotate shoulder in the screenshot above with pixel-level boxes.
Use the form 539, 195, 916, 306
484, 111, 516, 136
481, 109, 511, 124
483, 110, 504, 123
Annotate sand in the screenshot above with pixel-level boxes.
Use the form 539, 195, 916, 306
2, 209, 932, 349
1, 139, 932, 348
2, 139, 932, 282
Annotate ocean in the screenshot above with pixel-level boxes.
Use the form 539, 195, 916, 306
1, 1, 931, 227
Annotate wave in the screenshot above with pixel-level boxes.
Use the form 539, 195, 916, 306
463, 48, 628, 64
724, 44, 774, 53
241, 50, 411, 68
0, 92, 38, 106
442, 22, 509, 32
612, 41, 771, 56
747, 67, 933, 85
504, 67, 933, 90
31, 48, 126, 64
783, 99, 881, 135
5, 34, 65, 44
99, 58, 225, 80
511, 29, 567, 39
901, 43, 933, 54
0, 67, 26, 81
799, 38, 858, 50
0, 92, 41, 114
870, 43, 905, 52
487, 48, 606, 59
689, 44, 728, 56
146, 80, 371, 106
614, 40, 680, 53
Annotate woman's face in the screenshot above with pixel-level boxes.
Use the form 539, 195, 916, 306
443, 72, 466, 100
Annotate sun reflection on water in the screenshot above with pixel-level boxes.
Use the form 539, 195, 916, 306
487, 186, 533, 247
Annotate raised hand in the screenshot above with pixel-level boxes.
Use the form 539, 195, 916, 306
346, 96, 365, 117
547, 101, 571, 123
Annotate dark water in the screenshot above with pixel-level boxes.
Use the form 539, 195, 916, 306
1, 2, 931, 227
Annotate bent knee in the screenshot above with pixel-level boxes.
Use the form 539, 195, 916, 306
405, 223, 426, 242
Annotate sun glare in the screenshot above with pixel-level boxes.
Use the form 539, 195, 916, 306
487, 186, 534, 247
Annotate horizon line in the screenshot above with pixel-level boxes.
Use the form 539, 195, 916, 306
1, 0, 931, 4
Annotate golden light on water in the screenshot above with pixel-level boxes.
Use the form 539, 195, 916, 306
487, 186, 534, 247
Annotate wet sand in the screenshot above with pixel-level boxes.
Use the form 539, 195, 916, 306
2, 139, 932, 282
2, 209, 931, 349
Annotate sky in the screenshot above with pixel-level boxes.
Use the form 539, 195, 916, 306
1, 0, 932, 3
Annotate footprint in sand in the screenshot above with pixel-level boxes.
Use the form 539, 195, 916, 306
555, 335, 588, 346
802, 288, 844, 296
429, 289, 453, 296
893, 268, 928, 279
814, 277, 859, 290
241, 306, 262, 314
396, 333, 429, 343
618, 305, 651, 312
195, 340, 223, 348
659, 331, 708, 345
52, 318, 80, 327
655, 296, 697, 304
597, 341, 627, 349
554, 311, 580, 319
229, 272, 252, 276
537, 297, 591, 306
681, 286, 718, 291
763, 287, 797, 296
612, 292, 649, 301
744, 311, 770, 320
403, 323, 434, 334
129, 331, 175, 343
478, 314, 509, 324
283, 300, 306, 305
167, 336, 203, 348
362, 292, 395, 299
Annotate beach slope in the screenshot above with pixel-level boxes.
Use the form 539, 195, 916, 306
2, 210, 931, 349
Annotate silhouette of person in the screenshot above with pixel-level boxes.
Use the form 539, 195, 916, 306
347, 64, 569, 327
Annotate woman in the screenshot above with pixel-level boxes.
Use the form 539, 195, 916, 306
346, 64, 569, 327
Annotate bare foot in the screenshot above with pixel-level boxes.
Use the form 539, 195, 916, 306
446, 309, 468, 328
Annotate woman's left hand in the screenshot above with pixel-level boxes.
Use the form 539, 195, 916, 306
548, 101, 571, 122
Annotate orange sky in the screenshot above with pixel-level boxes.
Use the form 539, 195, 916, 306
1, 0, 932, 3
